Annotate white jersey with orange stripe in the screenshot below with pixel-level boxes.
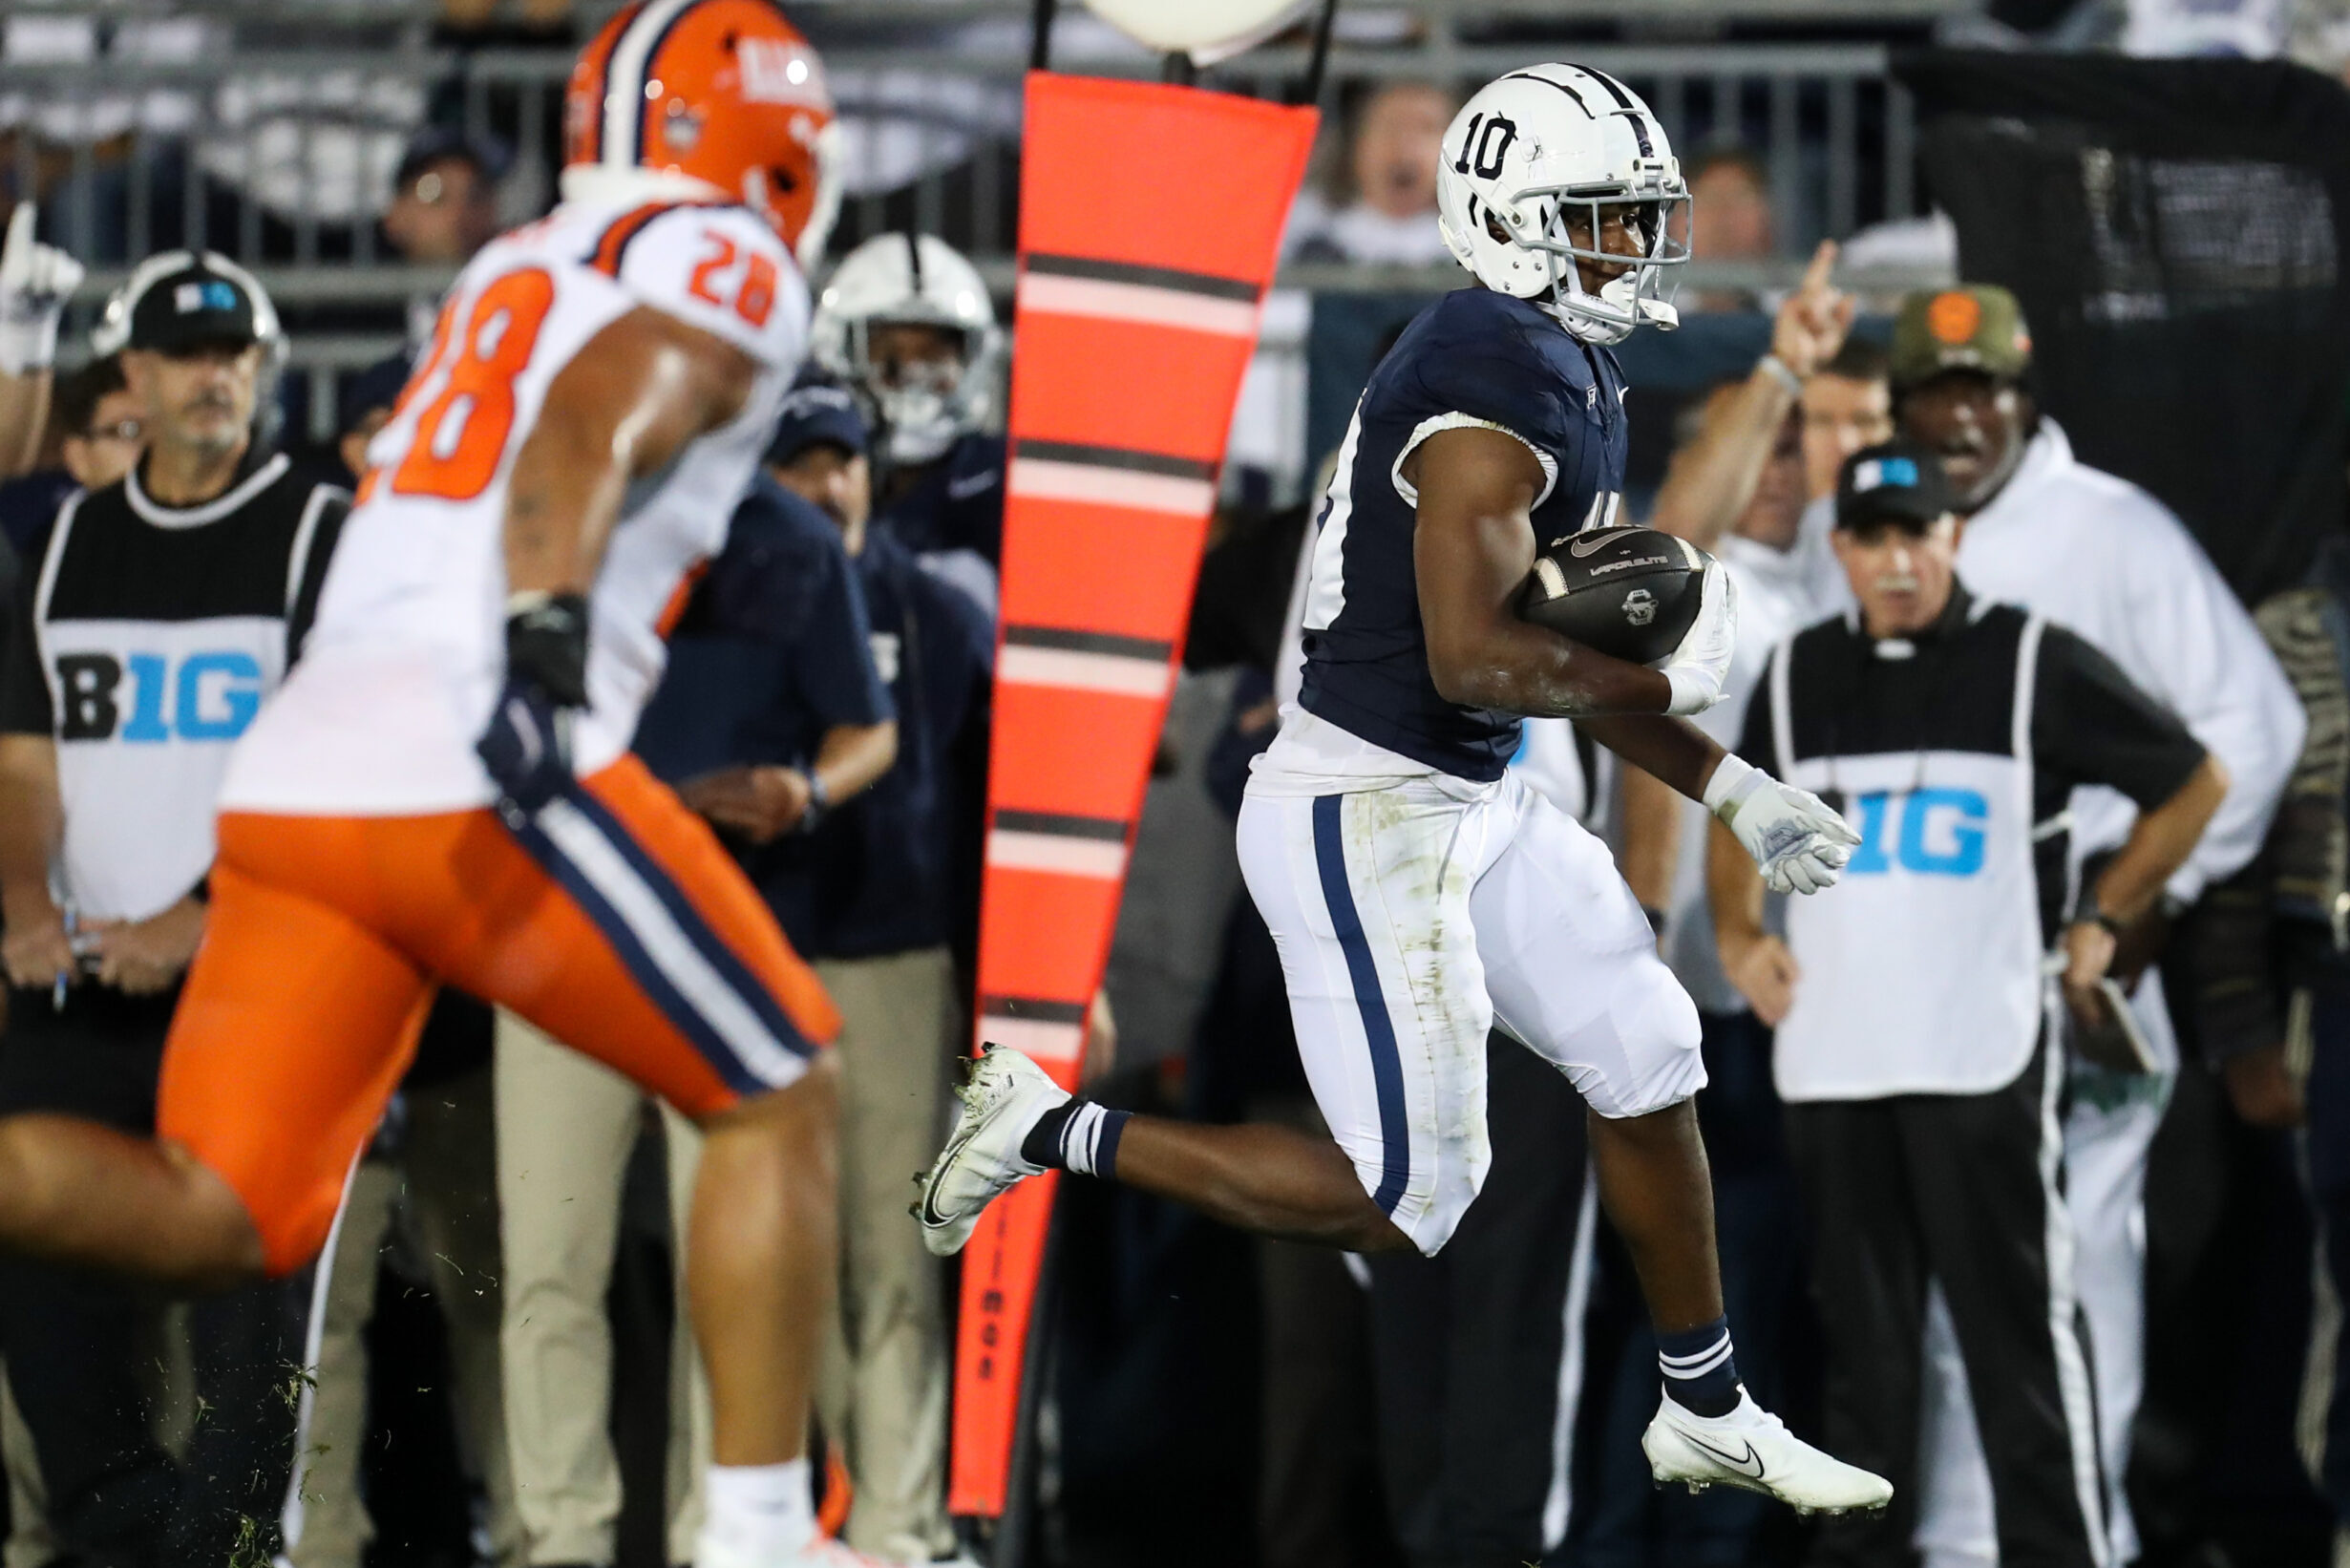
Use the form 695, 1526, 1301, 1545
221, 191, 809, 816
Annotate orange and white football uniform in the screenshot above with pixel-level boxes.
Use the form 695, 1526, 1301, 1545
165, 196, 837, 1274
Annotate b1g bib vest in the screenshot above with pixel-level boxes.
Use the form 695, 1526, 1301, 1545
1768, 610, 2052, 1102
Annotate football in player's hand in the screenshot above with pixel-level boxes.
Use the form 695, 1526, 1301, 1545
1518, 526, 1710, 665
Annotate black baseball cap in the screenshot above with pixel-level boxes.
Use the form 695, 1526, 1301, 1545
765, 373, 869, 467
394, 125, 514, 193
1835, 439, 1958, 532
112, 253, 276, 356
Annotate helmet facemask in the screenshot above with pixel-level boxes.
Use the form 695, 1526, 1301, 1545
1509, 180, 1691, 346
848, 316, 994, 468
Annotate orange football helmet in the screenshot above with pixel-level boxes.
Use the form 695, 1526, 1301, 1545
567, 0, 839, 265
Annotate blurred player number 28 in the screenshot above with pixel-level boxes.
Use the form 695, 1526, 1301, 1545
382, 230, 776, 503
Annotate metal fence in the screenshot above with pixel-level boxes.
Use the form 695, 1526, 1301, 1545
0, 1, 1961, 464
2, 4, 1942, 267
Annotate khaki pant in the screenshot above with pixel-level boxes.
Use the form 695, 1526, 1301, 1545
286, 1061, 519, 1568
498, 1013, 709, 1566
2, 1368, 50, 1568
813, 947, 958, 1562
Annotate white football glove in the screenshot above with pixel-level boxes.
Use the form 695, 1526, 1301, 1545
1705, 753, 1861, 896
1658, 557, 1737, 716
0, 203, 85, 375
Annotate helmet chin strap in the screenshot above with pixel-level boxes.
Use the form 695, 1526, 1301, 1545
1533, 254, 1677, 344
1532, 249, 1639, 345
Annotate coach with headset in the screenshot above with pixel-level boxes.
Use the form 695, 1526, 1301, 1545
1711, 442, 2225, 1568
0, 253, 346, 1565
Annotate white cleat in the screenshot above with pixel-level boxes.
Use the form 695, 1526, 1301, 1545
915, 1043, 1069, 1257
1642, 1390, 1893, 1516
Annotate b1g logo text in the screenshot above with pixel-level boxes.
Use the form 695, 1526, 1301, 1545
1844, 788, 1988, 878
53, 651, 264, 743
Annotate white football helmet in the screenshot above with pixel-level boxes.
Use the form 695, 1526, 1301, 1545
813, 232, 1004, 467
1435, 65, 1691, 346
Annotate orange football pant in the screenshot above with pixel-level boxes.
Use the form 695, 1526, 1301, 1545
159, 755, 838, 1275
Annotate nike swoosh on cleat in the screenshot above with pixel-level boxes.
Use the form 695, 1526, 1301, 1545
919, 1125, 983, 1229
1682, 1432, 1768, 1480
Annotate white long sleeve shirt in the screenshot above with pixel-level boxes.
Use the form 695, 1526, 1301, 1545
1798, 419, 2302, 904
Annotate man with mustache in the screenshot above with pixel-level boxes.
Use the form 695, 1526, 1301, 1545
1712, 439, 2228, 1568
0, 253, 346, 1565
1795, 285, 2303, 1564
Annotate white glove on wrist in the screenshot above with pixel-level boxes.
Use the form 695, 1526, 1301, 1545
0, 203, 85, 375
1658, 557, 1736, 716
1704, 752, 1862, 896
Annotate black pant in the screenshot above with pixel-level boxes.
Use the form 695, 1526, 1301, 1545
0, 982, 310, 1567
1366, 1030, 1591, 1568
1785, 1042, 2105, 1568
1578, 1008, 1812, 1568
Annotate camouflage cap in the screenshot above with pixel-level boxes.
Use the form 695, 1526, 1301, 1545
1890, 285, 2032, 390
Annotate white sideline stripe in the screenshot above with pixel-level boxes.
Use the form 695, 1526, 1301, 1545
1019, 271, 1259, 337
278, 1149, 365, 1557
979, 1016, 1085, 1067
986, 830, 1128, 879
1009, 458, 1214, 518
538, 798, 804, 1088
1542, 1173, 1601, 1551
999, 644, 1172, 698
2038, 1026, 2115, 1567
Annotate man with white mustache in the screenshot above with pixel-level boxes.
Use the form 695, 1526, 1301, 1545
1718, 437, 2228, 1568
1795, 286, 2303, 1565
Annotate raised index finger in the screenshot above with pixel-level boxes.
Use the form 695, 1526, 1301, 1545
1800, 238, 1838, 298
2, 202, 31, 269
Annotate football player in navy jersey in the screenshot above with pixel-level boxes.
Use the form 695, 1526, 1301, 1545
921, 66, 1885, 1515
812, 233, 1005, 616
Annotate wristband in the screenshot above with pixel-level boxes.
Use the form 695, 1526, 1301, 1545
2088, 906, 2127, 939
0, 309, 60, 376
796, 770, 831, 835
1703, 752, 1761, 819
1662, 666, 1716, 717
504, 590, 591, 708
1757, 353, 1803, 396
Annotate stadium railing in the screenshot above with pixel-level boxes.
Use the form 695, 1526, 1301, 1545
1, 1, 1963, 461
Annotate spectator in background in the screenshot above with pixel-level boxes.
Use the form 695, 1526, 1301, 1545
498, 415, 897, 1568
0, 355, 140, 559
815, 234, 1006, 611
0, 253, 343, 1568
1689, 146, 1775, 261
383, 128, 504, 266
1650, 243, 1857, 549
2184, 542, 2350, 1564
1799, 335, 1895, 502
1290, 81, 1454, 265
766, 376, 993, 1565
1796, 286, 2303, 1566
1684, 147, 1777, 313
380, 127, 508, 343
1713, 440, 2227, 1568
